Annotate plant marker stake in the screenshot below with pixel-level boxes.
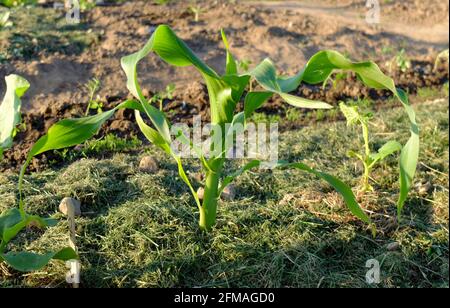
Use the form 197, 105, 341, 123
65, 201, 80, 288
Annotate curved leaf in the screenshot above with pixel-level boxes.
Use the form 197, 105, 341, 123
244, 91, 273, 118
0, 208, 22, 242
219, 160, 371, 224
0, 74, 30, 158
2, 247, 77, 272
369, 140, 402, 165
249, 59, 332, 109
221, 29, 238, 75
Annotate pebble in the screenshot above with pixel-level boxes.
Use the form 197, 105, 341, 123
387, 242, 400, 251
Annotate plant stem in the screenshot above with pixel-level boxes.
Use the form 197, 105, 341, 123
199, 170, 221, 231
360, 119, 372, 191
362, 162, 371, 192
361, 120, 370, 157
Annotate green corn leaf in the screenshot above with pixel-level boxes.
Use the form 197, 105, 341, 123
135, 110, 171, 154
244, 91, 273, 118
0, 208, 22, 242
279, 93, 333, 109
24, 100, 142, 160
0, 209, 59, 246
249, 59, 332, 109
221, 29, 238, 75
1, 247, 78, 272
0, 74, 30, 159
121, 25, 222, 129
219, 160, 371, 224
369, 140, 402, 166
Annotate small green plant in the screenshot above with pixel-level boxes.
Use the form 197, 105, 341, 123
340, 102, 402, 192
189, 4, 204, 22
84, 77, 103, 116
387, 49, 411, 73
18, 25, 419, 232
0, 74, 28, 160
150, 83, 175, 111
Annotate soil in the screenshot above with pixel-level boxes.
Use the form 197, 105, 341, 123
0, 0, 449, 172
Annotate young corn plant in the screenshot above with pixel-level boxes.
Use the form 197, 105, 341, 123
0, 76, 77, 272
18, 25, 419, 232
339, 102, 402, 192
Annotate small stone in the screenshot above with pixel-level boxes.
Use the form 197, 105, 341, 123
137, 26, 150, 36
197, 187, 205, 201
192, 172, 204, 182
59, 198, 82, 217
139, 156, 159, 173
221, 184, 236, 201
387, 242, 400, 251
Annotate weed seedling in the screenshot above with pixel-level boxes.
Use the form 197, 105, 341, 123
84, 77, 103, 116
340, 102, 402, 192
189, 5, 204, 23
387, 49, 411, 73
150, 83, 175, 111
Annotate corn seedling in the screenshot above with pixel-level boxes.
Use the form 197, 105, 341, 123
18, 25, 419, 232
84, 77, 103, 116
340, 102, 402, 192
